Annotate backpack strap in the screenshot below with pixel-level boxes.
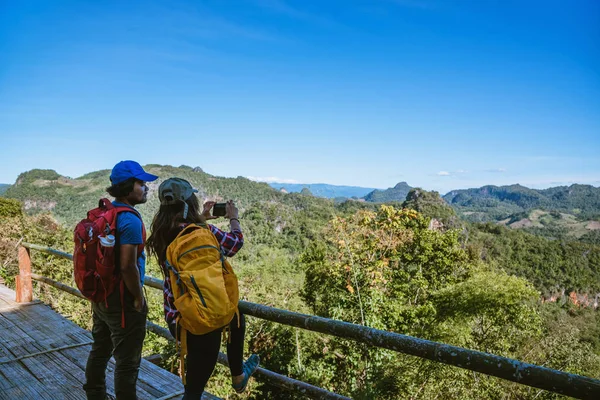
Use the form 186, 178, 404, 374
97, 198, 142, 222
113, 205, 146, 255
166, 223, 208, 279
175, 317, 188, 385
111, 203, 145, 329
114, 205, 142, 219
169, 223, 209, 255
174, 222, 207, 239
165, 260, 185, 296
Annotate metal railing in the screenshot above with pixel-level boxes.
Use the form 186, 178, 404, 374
14, 241, 600, 400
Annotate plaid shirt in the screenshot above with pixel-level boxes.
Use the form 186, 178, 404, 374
160, 224, 244, 327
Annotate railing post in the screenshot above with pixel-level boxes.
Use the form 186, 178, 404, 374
15, 246, 33, 303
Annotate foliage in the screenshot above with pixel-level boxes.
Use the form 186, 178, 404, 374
15, 169, 62, 184
294, 206, 548, 399
445, 183, 600, 221
0, 201, 26, 285
299, 187, 313, 196
467, 222, 600, 293
434, 270, 541, 354
303, 206, 471, 327
580, 230, 600, 245
402, 188, 457, 224
0, 197, 23, 217
500, 303, 600, 399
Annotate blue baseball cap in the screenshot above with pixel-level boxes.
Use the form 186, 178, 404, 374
110, 160, 159, 185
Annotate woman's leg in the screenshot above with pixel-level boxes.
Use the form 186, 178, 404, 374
228, 313, 260, 393
183, 329, 222, 400
227, 312, 246, 376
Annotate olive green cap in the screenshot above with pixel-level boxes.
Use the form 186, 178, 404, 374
158, 178, 198, 205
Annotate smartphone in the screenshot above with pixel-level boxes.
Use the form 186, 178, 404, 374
212, 203, 227, 217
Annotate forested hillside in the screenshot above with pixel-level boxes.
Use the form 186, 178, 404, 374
445, 184, 600, 221
4, 166, 289, 227
363, 181, 413, 202
1, 166, 599, 399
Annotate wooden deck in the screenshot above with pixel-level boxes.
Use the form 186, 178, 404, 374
0, 284, 219, 400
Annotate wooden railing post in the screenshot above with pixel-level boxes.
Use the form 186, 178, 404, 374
16, 246, 32, 302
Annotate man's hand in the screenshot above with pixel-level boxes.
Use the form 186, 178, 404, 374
133, 296, 145, 312
120, 243, 144, 313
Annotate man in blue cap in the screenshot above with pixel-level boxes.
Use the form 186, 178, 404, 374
84, 160, 158, 400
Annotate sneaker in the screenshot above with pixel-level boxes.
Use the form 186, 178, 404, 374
232, 354, 260, 393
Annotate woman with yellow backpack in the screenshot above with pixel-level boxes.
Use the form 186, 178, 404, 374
147, 177, 260, 399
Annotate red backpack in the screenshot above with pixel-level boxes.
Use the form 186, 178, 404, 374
73, 199, 145, 307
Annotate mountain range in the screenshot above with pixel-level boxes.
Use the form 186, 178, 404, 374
1, 167, 288, 226
268, 182, 377, 199
1, 167, 599, 232
444, 184, 600, 221
267, 181, 415, 203
363, 182, 413, 203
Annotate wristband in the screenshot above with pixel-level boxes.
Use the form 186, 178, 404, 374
229, 218, 240, 223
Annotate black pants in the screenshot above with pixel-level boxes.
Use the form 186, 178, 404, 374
170, 313, 246, 400
84, 287, 148, 400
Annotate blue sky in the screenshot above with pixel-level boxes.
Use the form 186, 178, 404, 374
1, 0, 598, 194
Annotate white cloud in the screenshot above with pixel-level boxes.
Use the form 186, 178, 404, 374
486, 168, 507, 173
455, 169, 467, 173
246, 176, 300, 184
437, 171, 451, 176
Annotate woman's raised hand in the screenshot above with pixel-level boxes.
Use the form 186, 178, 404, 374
225, 200, 238, 220
202, 201, 218, 220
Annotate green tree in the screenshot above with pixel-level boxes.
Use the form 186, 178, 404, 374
296, 205, 547, 399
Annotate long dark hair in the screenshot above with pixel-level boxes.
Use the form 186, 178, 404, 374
147, 194, 205, 267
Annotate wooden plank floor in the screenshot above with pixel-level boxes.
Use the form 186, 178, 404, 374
0, 285, 220, 400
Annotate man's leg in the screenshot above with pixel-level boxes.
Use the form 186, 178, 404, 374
108, 300, 148, 400
84, 305, 114, 400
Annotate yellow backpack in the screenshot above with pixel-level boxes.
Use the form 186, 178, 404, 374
165, 223, 239, 383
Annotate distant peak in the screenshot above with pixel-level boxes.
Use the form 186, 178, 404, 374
394, 182, 410, 189
16, 169, 63, 185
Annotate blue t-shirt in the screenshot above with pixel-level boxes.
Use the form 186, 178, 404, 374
113, 201, 146, 286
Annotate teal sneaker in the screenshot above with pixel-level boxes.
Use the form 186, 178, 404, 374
233, 354, 260, 393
